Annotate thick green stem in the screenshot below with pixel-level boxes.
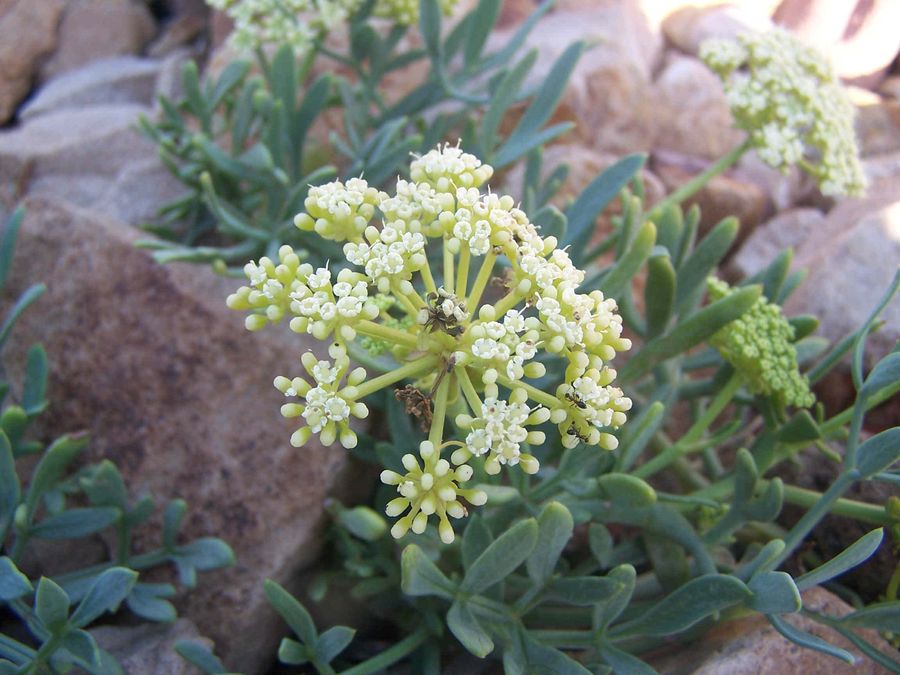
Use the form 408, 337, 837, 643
456, 245, 470, 298
428, 376, 450, 449
648, 139, 752, 219
466, 252, 496, 310
781, 483, 888, 525
355, 357, 438, 398
635, 372, 743, 479
496, 374, 560, 410
356, 320, 419, 349
443, 243, 454, 291
339, 627, 430, 675
420, 256, 438, 294
456, 367, 483, 414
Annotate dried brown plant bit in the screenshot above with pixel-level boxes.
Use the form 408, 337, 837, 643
395, 385, 433, 432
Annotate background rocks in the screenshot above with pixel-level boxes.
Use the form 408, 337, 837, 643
0, 199, 354, 674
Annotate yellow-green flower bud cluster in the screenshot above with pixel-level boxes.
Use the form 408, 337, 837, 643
700, 28, 866, 197
374, 0, 458, 26
275, 344, 369, 449
207, 0, 362, 56
707, 278, 814, 409
230, 143, 633, 544
227, 245, 379, 340
381, 440, 486, 544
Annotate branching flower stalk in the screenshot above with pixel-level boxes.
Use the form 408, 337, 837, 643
228, 144, 634, 542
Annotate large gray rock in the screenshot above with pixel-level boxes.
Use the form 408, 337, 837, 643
97, 157, 189, 227
21, 56, 162, 120
728, 208, 827, 280
92, 619, 209, 675
0, 104, 155, 206
40, 0, 157, 82
661, 3, 772, 56
0, 198, 354, 674
647, 587, 896, 674
0, 0, 68, 124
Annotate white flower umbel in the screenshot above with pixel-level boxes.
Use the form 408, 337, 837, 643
230, 142, 634, 543
700, 28, 866, 197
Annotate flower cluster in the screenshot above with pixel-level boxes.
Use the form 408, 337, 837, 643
207, 0, 361, 56
700, 28, 866, 197
707, 278, 814, 410
229, 144, 633, 542
208, 0, 459, 55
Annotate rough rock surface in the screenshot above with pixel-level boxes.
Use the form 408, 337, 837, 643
92, 619, 209, 675
650, 53, 744, 160
727, 208, 827, 280
647, 587, 896, 674
40, 0, 157, 82
0, 0, 68, 124
662, 3, 773, 56
96, 157, 190, 227
0, 104, 154, 206
0, 198, 353, 674
21, 56, 161, 120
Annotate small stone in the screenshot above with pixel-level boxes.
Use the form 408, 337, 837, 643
0, 0, 68, 124
651, 52, 745, 160
40, 0, 157, 83
21, 56, 162, 120
147, 15, 208, 58
662, 3, 772, 56
848, 87, 900, 158
0, 199, 356, 674
92, 619, 211, 675
647, 587, 896, 674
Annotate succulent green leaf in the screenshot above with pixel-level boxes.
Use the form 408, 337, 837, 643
599, 643, 656, 675
776, 410, 822, 443
527, 501, 573, 583
547, 577, 621, 606
314, 625, 355, 663
31, 507, 120, 540
278, 638, 309, 665
480, 50, 537, 155
565, 153, 646, 256
596, 221, 657, 299
759, 248, 793, 302
0, 557, 32, 601
0, 206, 24, 292
494, 122, 575, 169
419, 0, 442, 60
795, 529, 883, 591
400, 545, 455, 599
860, 352, 900, 403
35, 577, 71, 632
645, 251, 676, 338
615, 575, 751, 637
588, 524, 613, 567
447, 600, 494, 657
856, 427, 900, 478
747, 571, 801, 614
264, 580, 318, 645
594, 565, 636, 629
768, 614, 854, 664
126, 583, 177, 623
335, 505, 388, 542
22, 344, 48, 417
598, 474, 656, 509
837, 602, 900, 633
175, 641, 229, 674
209, 60, 251, 110
461, 515, 493, 570
675, 217, 738, 314
620, 285, 761, 383
0, 432, 19, 540
461, 518, 538, 594
70, 567, 137, 628
463, 0, 501, 68
59, 629, 100, 668
24, 433, 88, 522
174, 538, 235, 572
522, 634, 592, 675
617, 401, 665, 473
0, 283, 46, 350
80, 461, 128, 510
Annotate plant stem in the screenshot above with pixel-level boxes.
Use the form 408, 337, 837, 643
456, 245, 471, 298
496, 375, 560, 410
456, 367, 483, 414
339, 627, 430, 675
429, 377, 450, 448
420, 255, 438, 294
648, 139, 752, 219
635, 372, 743, 479
356, 320, 419, 349
443, 243, 454, 291
466, 252, 496, 310
355, 357, 439, 398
